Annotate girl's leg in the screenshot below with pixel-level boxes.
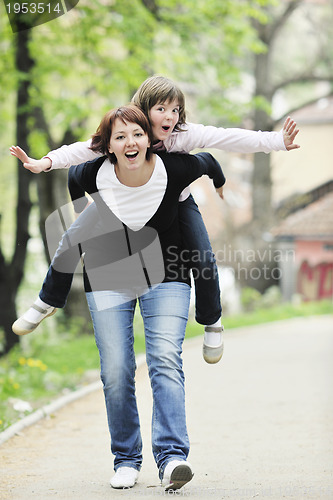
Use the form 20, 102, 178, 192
178, 195, 221, 325
139, 282, 191, 481
40, 203, 100, 306
178, 195, 223, 364
86, 291, 142, 473
12, 204, 99, 335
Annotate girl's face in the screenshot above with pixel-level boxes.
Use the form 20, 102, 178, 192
149, 99, 180, 142
109, 118, 150, 172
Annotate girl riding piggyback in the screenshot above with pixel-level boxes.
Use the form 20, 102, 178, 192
11, 75, 300, 365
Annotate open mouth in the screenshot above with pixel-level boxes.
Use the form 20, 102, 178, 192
162, 126, 170, 132
125, 151, 139, 159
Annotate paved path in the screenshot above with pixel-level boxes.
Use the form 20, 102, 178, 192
1, 316, 333, 500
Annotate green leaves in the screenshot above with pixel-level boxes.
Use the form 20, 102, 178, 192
0, 0, 278, 153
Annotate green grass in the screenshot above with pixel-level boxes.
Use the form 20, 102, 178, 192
184, 299, 333, 337
222, 298, 332, 329
0, 299, 332, 433
0, 321, 100, 431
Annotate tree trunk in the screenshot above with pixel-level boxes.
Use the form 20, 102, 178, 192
0, 23, 35, 354
244, 2, 304, 292
252, 49, 275, 233
251, 1, 305, 232
241, 32, 277, 293
0, 252, 18, 353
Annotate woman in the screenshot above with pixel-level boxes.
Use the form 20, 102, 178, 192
58, 104, 225, 490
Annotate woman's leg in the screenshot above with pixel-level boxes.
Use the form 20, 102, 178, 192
139, 282, 191, 480
86, 290, 142, 473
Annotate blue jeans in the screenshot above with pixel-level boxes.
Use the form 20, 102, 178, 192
178, 195, 222, 324
40, 197, 222, 324
86, 282, 191, 478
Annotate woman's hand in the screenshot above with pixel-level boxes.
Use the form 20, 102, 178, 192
282, 117, 300, 151
10, 146, 51, 173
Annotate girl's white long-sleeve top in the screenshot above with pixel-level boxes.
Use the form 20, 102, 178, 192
45, 122, 285, 202
45, 122, 286, 171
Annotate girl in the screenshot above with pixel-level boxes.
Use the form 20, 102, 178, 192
11, 75, 300, 365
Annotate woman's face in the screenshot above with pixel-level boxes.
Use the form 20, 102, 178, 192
149, 99, 180, 142
109, 118, 150, 171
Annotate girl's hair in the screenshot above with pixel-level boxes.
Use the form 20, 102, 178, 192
90, 104, 154, 164
131, 75, 187, 131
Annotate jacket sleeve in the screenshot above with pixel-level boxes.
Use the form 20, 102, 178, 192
68, 163, 90, 213
44, 139, 101, 170
166, 122, 286, 154
184, 152, 226, 189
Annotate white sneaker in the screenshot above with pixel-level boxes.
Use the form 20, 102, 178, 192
162, 460, 194, 491
110, 466, 139, 489
12, 304, 57, 336
203, 326, 224, 364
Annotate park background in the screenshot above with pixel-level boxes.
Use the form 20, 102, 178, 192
0, 0, 332, 431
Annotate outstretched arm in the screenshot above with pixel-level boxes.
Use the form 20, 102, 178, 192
167, 117, 301, 154
10, 139, 100, 173
45, 140, 99, 170
10, 146, 51, 173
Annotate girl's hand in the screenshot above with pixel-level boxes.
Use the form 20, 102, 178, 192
10, 146, 51, 173
216, 186, 224, 199
282, 117, 300, 151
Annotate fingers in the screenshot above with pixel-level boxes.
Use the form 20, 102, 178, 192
288, 126, 299, 141
10, 145, 19, 157
10, 145, 22, 154
283, 116, 291, 130
10, 145, 28, 162
284, 116, 297, 133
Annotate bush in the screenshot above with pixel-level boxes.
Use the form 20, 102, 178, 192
260, 286, 282, 308
240, 285, 283, 312
241, 287, 262, 312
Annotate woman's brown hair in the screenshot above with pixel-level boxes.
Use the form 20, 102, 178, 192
90, 105, 154, 164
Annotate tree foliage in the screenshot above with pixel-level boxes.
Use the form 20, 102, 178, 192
250, 0, 333, 231
0, 0, 275, 353
1, 0, 332, 351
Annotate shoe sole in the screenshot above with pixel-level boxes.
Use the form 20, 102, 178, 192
12, 308, 57, 336
110, 479, 137, 489
165, 464, 194, 491
203, 343, 224, 364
